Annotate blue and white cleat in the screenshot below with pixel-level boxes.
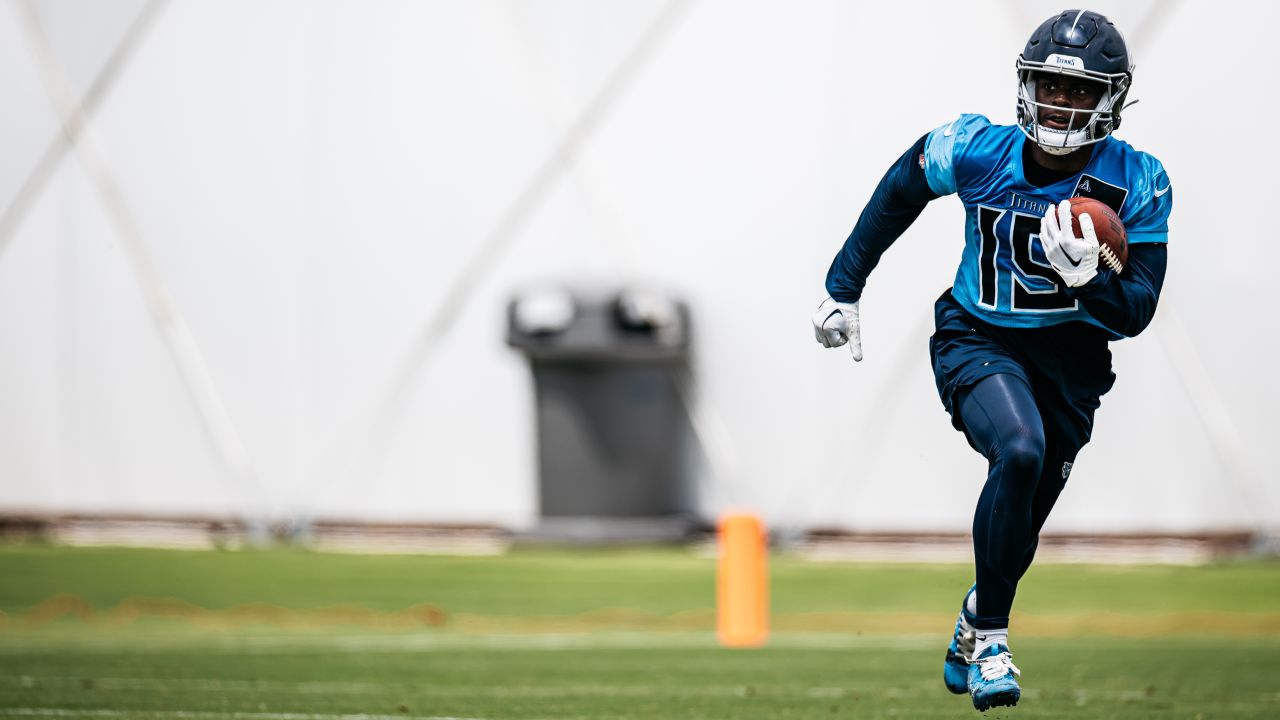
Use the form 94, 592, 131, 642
967, 644, 1021, 711
943, 586, 978, 694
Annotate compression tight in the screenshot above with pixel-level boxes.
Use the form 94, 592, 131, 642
959, 373, 1072, 630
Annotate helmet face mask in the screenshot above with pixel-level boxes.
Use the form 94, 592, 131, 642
1016, 70, 1124, 155
1016, 10, 1133, 155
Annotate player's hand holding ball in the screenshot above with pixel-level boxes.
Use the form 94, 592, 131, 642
813, 297, 862, 361
1040, 199, 1101, 287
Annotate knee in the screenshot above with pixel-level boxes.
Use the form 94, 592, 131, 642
999, 430, 1045, 478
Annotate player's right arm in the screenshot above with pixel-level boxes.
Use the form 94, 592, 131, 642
813, 134, 938, 361
815, 115, 985, 359
822, 133, 940, 305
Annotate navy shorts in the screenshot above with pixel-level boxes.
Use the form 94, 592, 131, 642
928, 289, 1117, 454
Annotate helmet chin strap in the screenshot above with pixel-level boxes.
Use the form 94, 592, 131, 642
1032, 123, 1090, 155
1036, 135, 1081, 155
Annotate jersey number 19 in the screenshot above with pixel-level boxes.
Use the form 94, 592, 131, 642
977, 206, 1077, 313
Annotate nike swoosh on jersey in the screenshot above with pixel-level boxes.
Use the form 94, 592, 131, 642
943, 120, 957, 137
1154, 185, 1171, 197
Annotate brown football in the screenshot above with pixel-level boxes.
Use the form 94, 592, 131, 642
1069, 196, 1127, 273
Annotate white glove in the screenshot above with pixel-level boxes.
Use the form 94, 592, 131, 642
812, 297, 862, 362
1039, 199, 1099, 288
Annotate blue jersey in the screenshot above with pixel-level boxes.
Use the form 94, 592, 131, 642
923, 114, 1171, 330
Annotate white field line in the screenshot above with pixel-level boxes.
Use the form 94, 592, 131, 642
0, 632, 938, 654
0, 711, 485, 720
3, 676, 831, 698
8, 677, 1250, 704
8, 687, 1270, 711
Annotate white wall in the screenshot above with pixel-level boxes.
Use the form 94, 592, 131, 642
0, 0, 1274, 532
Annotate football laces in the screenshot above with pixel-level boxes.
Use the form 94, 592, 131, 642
1099, 244, 1124, 274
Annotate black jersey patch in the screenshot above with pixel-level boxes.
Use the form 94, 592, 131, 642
1072, 174, 1128, 215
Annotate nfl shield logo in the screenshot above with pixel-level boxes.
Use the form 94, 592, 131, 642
1062, 461, 1073, 480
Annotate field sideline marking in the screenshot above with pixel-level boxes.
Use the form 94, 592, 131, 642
13, 677, 1259, 704
0, 710, 486, 720
3, 676, 845, 698
4, 632, 1278, 656
0, 631, 939, 653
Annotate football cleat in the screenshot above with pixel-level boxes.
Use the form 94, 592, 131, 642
943, 586, 978, 694
968, 644, 1021, 712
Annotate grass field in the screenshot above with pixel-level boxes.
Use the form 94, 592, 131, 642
1, 545, 1278, 719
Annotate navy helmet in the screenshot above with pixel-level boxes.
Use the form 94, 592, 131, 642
1016, 9, 1134, 154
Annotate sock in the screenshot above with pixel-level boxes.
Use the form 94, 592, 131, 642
973, 628, 1009, 659
965, 588, 978, 617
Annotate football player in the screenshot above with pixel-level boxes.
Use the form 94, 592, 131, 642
812, 9, 1171, 712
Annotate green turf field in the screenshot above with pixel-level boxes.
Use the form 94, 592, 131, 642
1, 544, 1278, 719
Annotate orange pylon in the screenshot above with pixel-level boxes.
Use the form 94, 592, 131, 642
716, 513, 768, 647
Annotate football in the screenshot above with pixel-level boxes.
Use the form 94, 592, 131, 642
1069, 196, 1128, 273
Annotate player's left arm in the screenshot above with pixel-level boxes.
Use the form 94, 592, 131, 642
1066, 157, 1172, 338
